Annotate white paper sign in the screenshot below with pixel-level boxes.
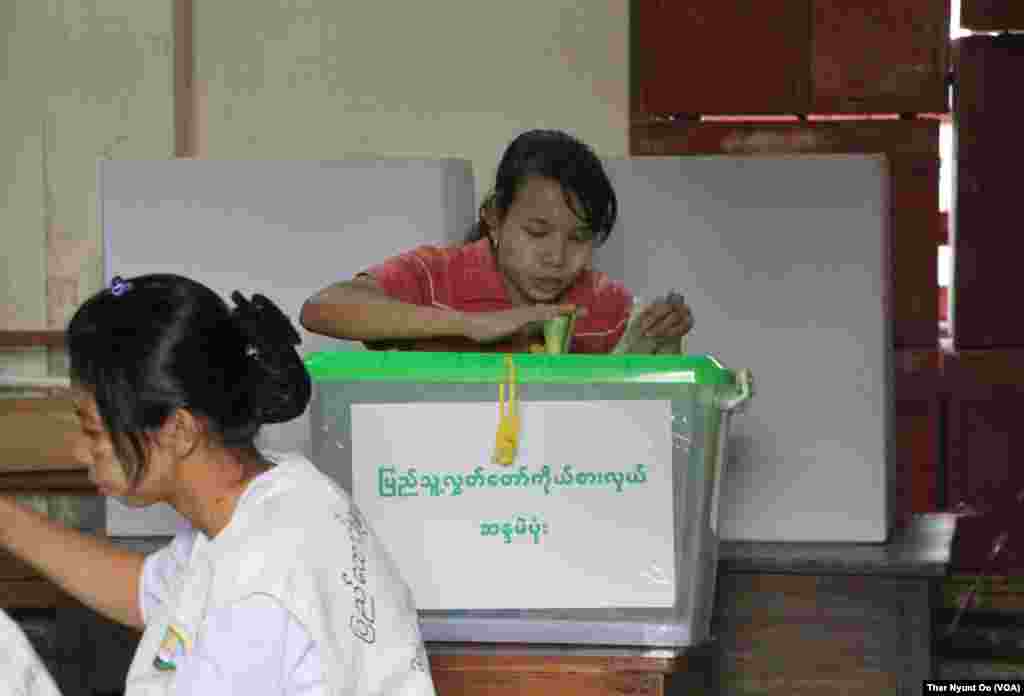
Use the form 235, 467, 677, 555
351, 400, 677, 610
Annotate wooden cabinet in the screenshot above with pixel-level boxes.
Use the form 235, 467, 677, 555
810, 0, 950, 114
633, 1, 950, 116
893, 350, 943, 522
890, 153, 942, 348
943, 350, 1024, 511
943, 30, 1024, 580
712, 514, 951, 695
712, 574, 931, 694
946, 385, 1024, 506
943, 350, 1024, 579
428, 649, 710, 696
961, 0, 1024, 31
952, 35, 1024, 349
632, 2, 809, 116
891, 348, 1024, 561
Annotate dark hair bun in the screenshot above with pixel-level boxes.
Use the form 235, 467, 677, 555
230, 291, 311, 424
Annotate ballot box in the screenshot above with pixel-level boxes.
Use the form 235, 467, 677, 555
306, 351, 752, 647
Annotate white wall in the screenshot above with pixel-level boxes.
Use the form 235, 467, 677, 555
193, 1, 630, 199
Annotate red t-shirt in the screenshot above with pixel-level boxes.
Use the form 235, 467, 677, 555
363, 239, 632, 353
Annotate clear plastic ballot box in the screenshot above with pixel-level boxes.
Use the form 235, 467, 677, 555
305, 351, 753, 647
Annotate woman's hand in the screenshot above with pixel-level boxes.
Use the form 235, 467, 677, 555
635, 292, 693, 339
462, 305, 581, 344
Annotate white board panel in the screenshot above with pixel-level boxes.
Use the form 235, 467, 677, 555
602, 156, 890, 542
99, 159, 476, 535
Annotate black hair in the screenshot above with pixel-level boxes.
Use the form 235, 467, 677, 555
465, 129, 618, 247
67, 274, 311, 484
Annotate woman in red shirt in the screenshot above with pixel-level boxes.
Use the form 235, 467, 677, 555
301, 129, 692, 353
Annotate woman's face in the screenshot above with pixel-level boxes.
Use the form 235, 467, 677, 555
71, 390, 168, 507
486, 176, 595, 305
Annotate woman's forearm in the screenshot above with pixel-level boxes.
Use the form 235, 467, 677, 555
0, 496, 145, 629
300, 279, 468, 341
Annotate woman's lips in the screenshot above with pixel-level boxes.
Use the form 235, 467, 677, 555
531, 278, 564, 294
91, 481, 116, 496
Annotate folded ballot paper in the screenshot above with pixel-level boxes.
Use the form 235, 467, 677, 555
542, 309, 577, 354
611, 293, 688, 355
0, 609, 62, 696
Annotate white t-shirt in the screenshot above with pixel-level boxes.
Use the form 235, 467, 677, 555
129, 452, 434, 696
141, 528, 324, 694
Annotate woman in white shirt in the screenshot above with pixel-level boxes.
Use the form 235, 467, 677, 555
0, 274, 435, 696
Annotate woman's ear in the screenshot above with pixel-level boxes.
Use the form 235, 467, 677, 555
481, 204, 501, 250
481, 204, 498, 228
159, 408, 203, 460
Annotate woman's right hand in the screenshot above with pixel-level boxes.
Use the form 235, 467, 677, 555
462, 304, 580, 344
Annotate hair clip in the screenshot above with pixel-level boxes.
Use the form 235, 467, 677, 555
109, 276, 132, 297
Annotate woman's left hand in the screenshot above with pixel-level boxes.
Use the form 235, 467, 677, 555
637, 292, 693, 339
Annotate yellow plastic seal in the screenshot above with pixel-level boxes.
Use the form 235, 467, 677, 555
492, 355, 520, 466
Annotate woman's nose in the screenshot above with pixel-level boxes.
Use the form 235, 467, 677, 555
70, 434, 93, 467
541, 237, 567, 267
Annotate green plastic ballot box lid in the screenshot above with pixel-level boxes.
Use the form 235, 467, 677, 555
304, 351, 737, 386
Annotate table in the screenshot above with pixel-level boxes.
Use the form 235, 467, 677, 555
3, 515, 954, 695
710, 513, 955, 695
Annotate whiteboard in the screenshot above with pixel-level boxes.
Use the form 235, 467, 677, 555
99, 159, 476, 535
601, 156, 891, 542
